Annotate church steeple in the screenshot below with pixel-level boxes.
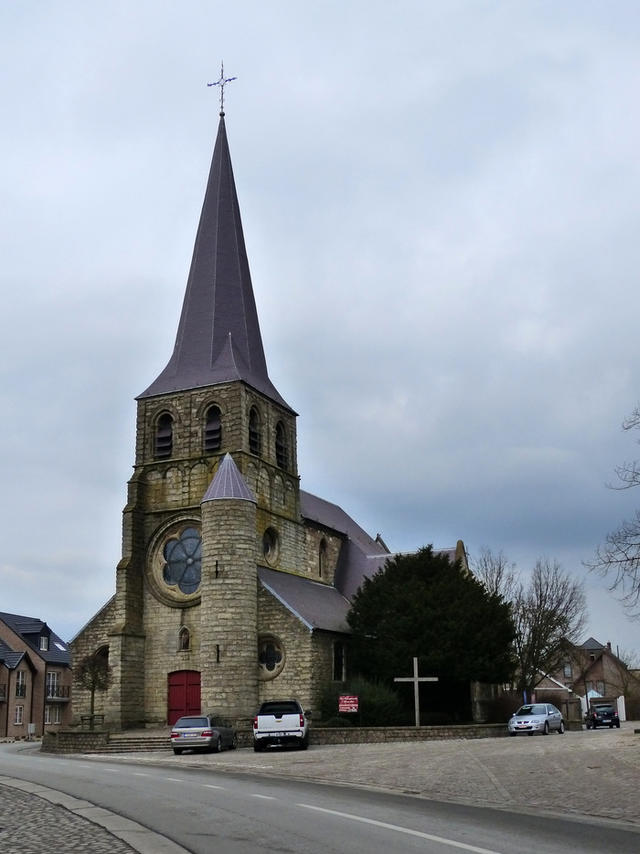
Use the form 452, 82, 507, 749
139, 115, 292, 411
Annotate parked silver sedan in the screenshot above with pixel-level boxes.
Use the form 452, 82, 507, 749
508, 703, 565, 736
170, 715, 237, 754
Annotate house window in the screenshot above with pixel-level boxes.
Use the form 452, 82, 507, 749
40, 635, 49, 651
319, 539, 327, 578
16, 670, 26, 698
596, 681, 605, 695
275, 422, 288, 469
204, 405, 222, 453
46, 671, 59, 698
249, 407, 262, 455
333, 641, 346, 682
155, 413, 173, 459
563, 662, 572, 679
45, 705, 51, 725
45, 705, 60, 725
178, 627, 191, 651
15, 705, 23, 725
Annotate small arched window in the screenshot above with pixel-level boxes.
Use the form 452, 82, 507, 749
204, 405, 222, 453
178, 627, 190, 651
333, 641, 346, 682
155, 413, 173, 459
319, 538, 327, 578
249, 407, 262, 456
275, 421, 288, 469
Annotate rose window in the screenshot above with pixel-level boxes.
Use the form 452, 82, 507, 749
162, 527, 202, 594
258, 636, 285, 680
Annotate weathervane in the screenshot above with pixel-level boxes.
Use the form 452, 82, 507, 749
207, 62, 237, 116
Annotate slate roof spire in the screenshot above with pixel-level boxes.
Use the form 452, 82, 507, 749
139, 115, 292, 410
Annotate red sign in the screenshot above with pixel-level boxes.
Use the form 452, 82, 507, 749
339, 694, 359, 713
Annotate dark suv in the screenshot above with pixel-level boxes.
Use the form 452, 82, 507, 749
586, 704, 620, 729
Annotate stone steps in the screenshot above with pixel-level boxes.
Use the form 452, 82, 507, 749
99, 735, 171, 753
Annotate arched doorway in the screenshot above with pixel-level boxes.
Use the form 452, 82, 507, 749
167, 670, 201, 725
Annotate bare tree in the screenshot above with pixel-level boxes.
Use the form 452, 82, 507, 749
513, 558, 587, 697
588, 405, 640, 619
471, 547, 520, 602
74, 649, 112, 728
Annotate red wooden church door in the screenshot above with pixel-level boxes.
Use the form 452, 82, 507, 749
167, 670, 201, 725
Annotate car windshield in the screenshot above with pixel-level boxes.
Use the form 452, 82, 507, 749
516, 704, 547, 716
174, 717, 208, 728
260, 702, 299, 715
594, 706, 614, 714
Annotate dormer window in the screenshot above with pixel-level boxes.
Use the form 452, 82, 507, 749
204, 405, 222, 453
275, 421, 288, 469
249, 407, 262, 455
155, 413, 173, 459
40, 635, 49, 651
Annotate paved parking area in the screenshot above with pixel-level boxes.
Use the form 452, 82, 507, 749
118, 723, 640, 827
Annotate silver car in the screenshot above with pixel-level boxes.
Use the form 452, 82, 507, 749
170, 715, 237, 754
508, 703, 565, 736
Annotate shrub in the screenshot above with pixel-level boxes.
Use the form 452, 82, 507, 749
319, 676, 405, 727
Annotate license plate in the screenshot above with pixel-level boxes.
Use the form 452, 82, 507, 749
270, 731, 285, 736
181, 733, 193, 738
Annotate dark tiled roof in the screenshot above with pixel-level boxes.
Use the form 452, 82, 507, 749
138, 116, 292, 412
258, 566, 351, 634
0, 638, 25, 669
0, 612, 70, 665
580, 637, 605, 650
202, 453, 256, 503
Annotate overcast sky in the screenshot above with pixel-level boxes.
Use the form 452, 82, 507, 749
2, 2, 639, 655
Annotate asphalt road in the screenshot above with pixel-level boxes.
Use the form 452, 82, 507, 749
1, 738, 639, 854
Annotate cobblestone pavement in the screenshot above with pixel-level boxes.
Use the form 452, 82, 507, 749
105, 723, 640, 827
0, 780, 137, 854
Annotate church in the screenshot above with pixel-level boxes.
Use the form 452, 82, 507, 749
71, 105, 467, 730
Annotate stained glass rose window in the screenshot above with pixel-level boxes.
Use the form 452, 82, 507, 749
162, 527, 202, 594
258, 636, 285, 680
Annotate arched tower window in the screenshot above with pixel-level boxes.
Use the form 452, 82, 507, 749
155, 413, 173, 459
204, 405, 222, 453
178, 627, 190, 651
249, 407, 262, 456
275, 421, 288, 469
319, 538, 327, 578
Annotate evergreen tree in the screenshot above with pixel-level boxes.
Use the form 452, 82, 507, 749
347, 546, 515, 690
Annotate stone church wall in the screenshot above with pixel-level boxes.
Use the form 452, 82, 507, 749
69, 596, 116, 721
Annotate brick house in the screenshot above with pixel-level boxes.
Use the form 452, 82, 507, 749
70, 109, 467, 730
537, 636, 640, 719
0, 612, 72, 738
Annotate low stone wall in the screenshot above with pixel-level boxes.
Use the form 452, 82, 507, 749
41, 729, 109, 753
308, 723, 507, 744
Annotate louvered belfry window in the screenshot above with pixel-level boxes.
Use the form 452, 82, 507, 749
275, 421, 287, 469
204, 405, 222, 452
249, 407, 261, 455
155, 413, 173, 459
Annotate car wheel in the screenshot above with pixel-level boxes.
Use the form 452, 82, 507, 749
231, 734, 238, 750
558, 721, 565, 734
509, 732, 516, 737
213, 736, 222, 753
253, 741, 262, 752
299, 735, 309, 751
616, 721, 621, 728
173, 748, 182, 755
543, 722, 549, 735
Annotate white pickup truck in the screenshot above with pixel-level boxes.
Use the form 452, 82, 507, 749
252, 699, 310, 751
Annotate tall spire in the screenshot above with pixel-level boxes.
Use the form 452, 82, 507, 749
138, 116, 292, 410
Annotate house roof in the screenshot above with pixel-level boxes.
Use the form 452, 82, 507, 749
138, 115, 292, 412
258, 566, 351, 634
0, 612, 70, 665
579, 637, 605, 651
0, 638, 25, 670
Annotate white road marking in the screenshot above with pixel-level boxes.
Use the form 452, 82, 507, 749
203, 784, 226, 790
133, 772, 149, 777
296, 803, 503, 854
164, 777, 183, 782
251, 794, 277, 800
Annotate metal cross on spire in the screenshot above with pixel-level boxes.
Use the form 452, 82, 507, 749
207, 62, 237, 116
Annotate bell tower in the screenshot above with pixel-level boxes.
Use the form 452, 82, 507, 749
106, 107, 302, 727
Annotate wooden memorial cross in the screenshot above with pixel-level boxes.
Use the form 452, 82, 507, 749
394, 656, 439, 727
